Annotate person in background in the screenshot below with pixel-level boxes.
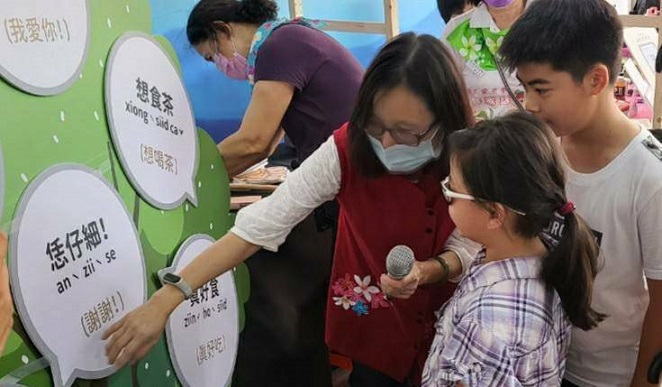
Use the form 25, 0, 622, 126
499, 0, 662, 385
441, 0, 530, 120
632, 0, 660, 15
437, 0, 473, 23
188, 0, 363, 175
422, 112, 603, 386
104, 33, 477, 387
187, 0, 363, 385
0, 233, 12, 355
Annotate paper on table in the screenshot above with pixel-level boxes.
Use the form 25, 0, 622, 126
238, 159, 268, 175
233, 166, 288, 185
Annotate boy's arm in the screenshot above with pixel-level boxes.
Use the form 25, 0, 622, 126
630, 278, 662, 387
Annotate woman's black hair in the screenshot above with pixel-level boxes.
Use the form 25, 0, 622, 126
187, 0, 278, 45
632, 0, 660, 14
449, 112, 605, 330
469, 0, 527, 6
437, 0, 471, 22
348, 32, 474, 178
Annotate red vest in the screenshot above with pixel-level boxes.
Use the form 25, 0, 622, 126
326, 124, 456, 383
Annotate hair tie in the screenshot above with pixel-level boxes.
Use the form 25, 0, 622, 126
559, 202, 575, 216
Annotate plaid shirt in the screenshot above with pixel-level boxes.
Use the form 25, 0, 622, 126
422, 250, 572, 386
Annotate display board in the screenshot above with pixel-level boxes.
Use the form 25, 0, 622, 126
0, 1, 249, 386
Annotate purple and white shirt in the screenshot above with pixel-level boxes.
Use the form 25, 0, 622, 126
422, 250, 572, 386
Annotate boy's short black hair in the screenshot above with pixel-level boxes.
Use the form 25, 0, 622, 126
499, 0, 623, 85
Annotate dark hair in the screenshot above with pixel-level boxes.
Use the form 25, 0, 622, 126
437, 0, 470, 23
449, 112, 605, 330
632, 0, 660, 14
499, 0, 623, 85
466, 0, 529, 8
650, 129, 662, 142
348, 32, 474, 177
187, 0, 278, 46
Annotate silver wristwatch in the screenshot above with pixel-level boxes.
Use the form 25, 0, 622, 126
157, 268, 193, 299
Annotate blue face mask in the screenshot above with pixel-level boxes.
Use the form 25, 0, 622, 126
368, 135, 441, 174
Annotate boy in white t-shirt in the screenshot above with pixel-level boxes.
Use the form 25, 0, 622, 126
499, 0, 662, 386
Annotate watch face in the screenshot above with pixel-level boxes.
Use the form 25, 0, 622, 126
163, 272, 180, 283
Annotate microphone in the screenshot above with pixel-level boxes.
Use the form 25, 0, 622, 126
385, 245, 415, 279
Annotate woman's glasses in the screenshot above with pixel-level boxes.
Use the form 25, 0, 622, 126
365, 121, 438, 146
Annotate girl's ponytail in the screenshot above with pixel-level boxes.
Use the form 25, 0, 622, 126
540, 204, 606, 330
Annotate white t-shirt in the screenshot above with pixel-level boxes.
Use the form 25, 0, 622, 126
441, 3, 530, 119
564, 129, 662, 387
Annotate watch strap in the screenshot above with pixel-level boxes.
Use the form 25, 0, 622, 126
157, 268, 194, 299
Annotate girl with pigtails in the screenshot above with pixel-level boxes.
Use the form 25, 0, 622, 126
423, 112, 604, 386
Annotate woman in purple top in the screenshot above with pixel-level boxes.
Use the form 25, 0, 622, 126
185, 1, 363, 386
187, 0, 364, 174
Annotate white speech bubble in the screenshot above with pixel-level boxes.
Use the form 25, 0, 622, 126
105, 32, 198, 210
9, 164, 147, 387
166, 234, 238, 387
0, 0, 90, 95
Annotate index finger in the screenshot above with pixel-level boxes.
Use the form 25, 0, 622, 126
102, 317, 124, 340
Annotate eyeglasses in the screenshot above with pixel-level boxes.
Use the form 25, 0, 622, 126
440, 177, 527, 216
364, 121, 439, 146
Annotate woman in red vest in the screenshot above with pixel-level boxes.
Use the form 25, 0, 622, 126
104, 32, 476, 386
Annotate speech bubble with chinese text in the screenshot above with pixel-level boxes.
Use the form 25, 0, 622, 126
9, 164, 146, 387
166, 234, 238, 387
105, 32, 198, 210
0, 0, 90, 95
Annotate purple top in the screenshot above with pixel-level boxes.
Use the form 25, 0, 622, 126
254, 24, 363, 161
422, 250, 572, 386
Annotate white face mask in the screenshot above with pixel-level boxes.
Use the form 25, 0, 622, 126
368, 135, 441, 174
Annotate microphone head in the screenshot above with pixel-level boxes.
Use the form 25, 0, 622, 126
385, 245, 414, 279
